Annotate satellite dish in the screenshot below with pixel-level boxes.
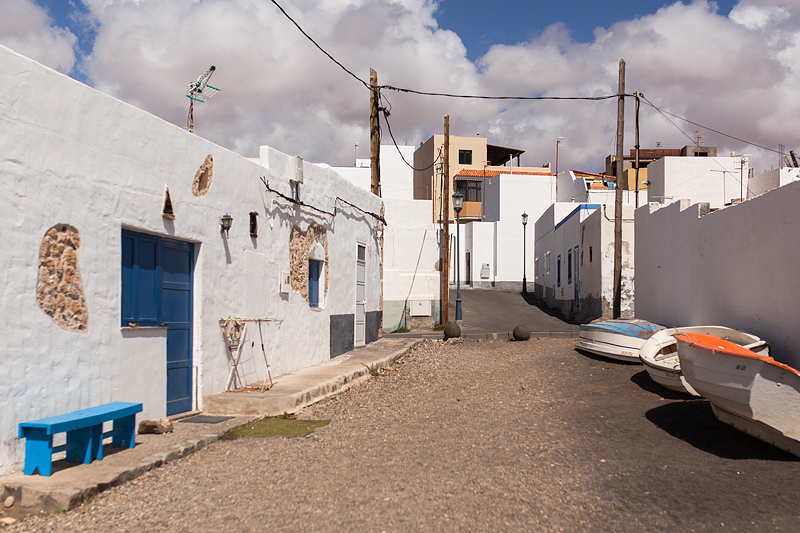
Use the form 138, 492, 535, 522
186, 66, 220, 133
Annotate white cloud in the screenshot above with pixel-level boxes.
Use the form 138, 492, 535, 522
0, 0, 77, 74
4, 0, 800, 174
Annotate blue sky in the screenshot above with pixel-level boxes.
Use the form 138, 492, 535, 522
431, 0, 738, 60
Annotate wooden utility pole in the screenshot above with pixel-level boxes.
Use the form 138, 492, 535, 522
370, 68, 380, 196
634, 91, 641, 208
612, 59, 625, 319
440, 115, 451, 325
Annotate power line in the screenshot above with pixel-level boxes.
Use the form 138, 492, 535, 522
268, 0, 370, 89
379, 91, 443, 172
269, 0, 621, 102
640, 95, 781, 154
380, 85, 623, 102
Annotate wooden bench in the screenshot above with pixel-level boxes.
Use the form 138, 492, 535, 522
18, 402, 143, 476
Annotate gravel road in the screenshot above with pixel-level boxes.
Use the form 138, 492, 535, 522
14, 338, 800, 532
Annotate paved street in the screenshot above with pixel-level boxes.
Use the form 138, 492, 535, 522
16, 337, 800, 532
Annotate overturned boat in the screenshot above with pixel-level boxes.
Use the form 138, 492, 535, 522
576, 319, 665, 363
675, 331, 800, 456
640, 326, 768, 397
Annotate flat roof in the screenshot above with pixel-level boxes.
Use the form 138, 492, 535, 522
487, 144, 525, 166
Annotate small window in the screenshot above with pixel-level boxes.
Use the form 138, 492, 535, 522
567, 250, 572, 284
309, 260, 321, 308
357, 244, 366, 262
458, 149, 472, 165
557, 255, 561, 287
534, 258, 539, 280
589, 246, 593, 263
249, 211, 258, 238
546, 252, 551, 275
456, 180, 482, 202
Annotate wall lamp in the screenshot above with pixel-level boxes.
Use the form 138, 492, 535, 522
220, 214, 233, 238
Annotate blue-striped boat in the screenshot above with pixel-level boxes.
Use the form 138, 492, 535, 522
576, 319, 665, 362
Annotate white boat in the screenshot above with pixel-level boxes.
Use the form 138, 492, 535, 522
576, 319, 665, 362
675, 331, 800, 456
639, 326, 768, 397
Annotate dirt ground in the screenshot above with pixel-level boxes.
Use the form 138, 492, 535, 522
12, 338, 800, 532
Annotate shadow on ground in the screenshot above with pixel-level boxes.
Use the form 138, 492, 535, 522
646, 401, 799, 461
629, 370, 698, 400
520, 292, 580, 325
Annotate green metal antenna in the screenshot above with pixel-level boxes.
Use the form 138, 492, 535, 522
186, 66, 220, 133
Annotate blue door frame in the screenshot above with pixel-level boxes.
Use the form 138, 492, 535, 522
122, 230, 194, 416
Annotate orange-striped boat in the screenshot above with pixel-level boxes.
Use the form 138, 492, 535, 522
676, 331, 800, 456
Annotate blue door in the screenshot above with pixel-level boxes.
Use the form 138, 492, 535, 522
122, 230, 194, 416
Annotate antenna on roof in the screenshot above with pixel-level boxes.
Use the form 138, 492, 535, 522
693, 130, 706, 145
186, 66, 220, 133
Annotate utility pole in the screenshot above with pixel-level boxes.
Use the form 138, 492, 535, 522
441, 116, 451, 325
634, 91, 641, 208
370, 68, 380, 197
612, 59, 625, 319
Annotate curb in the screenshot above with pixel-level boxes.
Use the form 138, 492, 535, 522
1, 433, 230, 512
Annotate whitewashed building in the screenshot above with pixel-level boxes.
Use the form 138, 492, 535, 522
747, 167, 800, 199
0, 45, 383, 474
647, 155, 750, 208
332, 147, 441, 331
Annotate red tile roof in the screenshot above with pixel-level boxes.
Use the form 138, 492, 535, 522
454, 168, 554, 178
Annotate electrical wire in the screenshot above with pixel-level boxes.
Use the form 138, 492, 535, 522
381, 85, 624, 102
379, 91, 443, 172
269, 0, 622, 102
640, 95, 780, 154
260, 176, 387, 225
269, 0, 370, 89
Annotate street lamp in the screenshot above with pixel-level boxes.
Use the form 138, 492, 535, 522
522, 212, 528, 294
453, 191, 464, 326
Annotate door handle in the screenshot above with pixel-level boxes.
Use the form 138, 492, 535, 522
160, 322, 169, 327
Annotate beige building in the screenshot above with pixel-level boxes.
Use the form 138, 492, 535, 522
413, 134, 551, 223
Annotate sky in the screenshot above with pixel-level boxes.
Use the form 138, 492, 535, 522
1, 0, 798, 174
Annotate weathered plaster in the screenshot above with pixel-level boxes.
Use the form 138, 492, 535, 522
192, 154, 213, 196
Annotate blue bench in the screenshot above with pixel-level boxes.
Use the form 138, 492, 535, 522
18, 402, 143, 476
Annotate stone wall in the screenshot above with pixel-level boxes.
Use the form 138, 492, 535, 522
289, 222, 329, 304
36, 225, 88, 332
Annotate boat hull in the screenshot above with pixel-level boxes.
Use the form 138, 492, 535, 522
640, 326, 767, 397
677, 332, 800, 456
577, 319, 664, 363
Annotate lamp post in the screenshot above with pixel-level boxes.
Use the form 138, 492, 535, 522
453, 191, 464, 326
521, 212, 528, 294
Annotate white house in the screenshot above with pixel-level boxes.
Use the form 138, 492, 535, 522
747, 167, 800, 198
332, 147, 441, 331
533, 202, 634, 319
0, 45, 383, 474
647, 155, 750, 208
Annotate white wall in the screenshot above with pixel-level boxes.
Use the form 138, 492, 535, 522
533, 203, 598, 313
647, 156, 748, 208
0, 45, 382, 473
578, 205, 635, 318
748, 167, 800, 198
635, 180, 800, 368
332, 146, 441, 330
